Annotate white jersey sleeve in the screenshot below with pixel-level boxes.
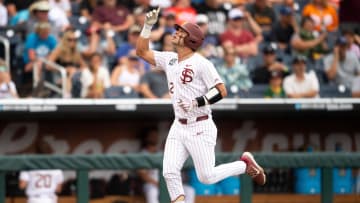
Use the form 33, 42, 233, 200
153, 51, 177, 71
201, 60, 224, 89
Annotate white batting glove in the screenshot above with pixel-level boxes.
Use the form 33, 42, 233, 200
145, 7, 161, 26
177, 99, 198, 113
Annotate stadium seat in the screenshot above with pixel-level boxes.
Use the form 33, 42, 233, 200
294, 168, 321, 194
247, 54, 263, 73
245, 85, 268, 98
319, 84, 351, 98
104, 86, 139, 98
188, 169, 219, 195
217, 176, 240, 195
333, 168, 353, 194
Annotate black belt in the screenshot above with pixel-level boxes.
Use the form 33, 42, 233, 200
178, 115, 209, 125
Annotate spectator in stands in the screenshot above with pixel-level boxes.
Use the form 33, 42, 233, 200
135, 0, 155, 13
291, 16, 328, 60
79, 0, 100, 22
0, 59, 18, 98
90, 0, 133, 37
252, 43, 289, 84
150, 0, 172, 8
48, 0, 71, 32
270, 6, 298, 53
264, 70, 286, 98
216, 45, 253, 92
194, 0, 228, 39
196, 14, 221, 61
352, 77, 360, 98
115, 25, 150, 71
0, 0, 7, 26
159, 32, 175, 52
246, 0, 277, 38
231, 1, 263, 43
220, 8, 258, 59
302, 0, 338, 32
137, 127, 195, 203
139, 69, 169, 99
343, 29, 360, 59
115, 25, 142, 65
23, 22, 57, 73
339, 0, 360, 36
283, 55, 320, 98
133, 6, 146, 27
4, 0, 33, 12
49, 0, 71, 17
164, 0, 197, 24
48, 29, 86, 95
149, 10, 176, 42
4, 0, 33, 26
79, 20, 116, 67
80, 53, 111, 98
324, 36, 360, 88
111, 51, 142, 93
27, 0, 65, 37
282, 0, 299, 14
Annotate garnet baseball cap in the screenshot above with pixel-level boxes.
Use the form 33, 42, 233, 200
228, 8, 244, 20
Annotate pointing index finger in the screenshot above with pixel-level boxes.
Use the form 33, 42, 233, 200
156, 7, 160, 15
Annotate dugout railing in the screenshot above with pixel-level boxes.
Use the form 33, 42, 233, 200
0, 153, 359, 203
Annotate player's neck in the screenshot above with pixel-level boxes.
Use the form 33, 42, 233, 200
177, 48, 194, 62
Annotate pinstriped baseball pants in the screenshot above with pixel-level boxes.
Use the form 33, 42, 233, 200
163, 118, 246, 201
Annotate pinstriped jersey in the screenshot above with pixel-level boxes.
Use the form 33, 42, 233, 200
20, 170, 64, 197
153, 51, 223, 119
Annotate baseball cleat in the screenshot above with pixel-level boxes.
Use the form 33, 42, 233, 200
241, 152, 266, 185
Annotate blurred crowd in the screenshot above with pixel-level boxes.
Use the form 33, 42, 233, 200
0, 0, 359, 99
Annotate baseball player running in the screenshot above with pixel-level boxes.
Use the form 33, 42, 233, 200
19, 170, 64, 203
136, 8, 266, 203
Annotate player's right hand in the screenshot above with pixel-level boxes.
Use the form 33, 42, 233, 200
145, 7, 161, 26
177, 99, 197, 113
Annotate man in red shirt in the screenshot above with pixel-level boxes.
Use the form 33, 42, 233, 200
220, 8, 258, 59
164, 0, 197, 24
91, 0, 133, 33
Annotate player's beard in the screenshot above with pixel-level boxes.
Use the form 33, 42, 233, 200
172, 36, 185, 51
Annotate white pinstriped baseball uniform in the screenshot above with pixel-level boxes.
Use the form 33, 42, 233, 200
142, 150, 196, 203
19, 170, 64, 203
154, 51, 247, 201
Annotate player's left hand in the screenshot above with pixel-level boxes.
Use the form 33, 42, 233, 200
177, 99, 198, 113
145, 7, 160, 26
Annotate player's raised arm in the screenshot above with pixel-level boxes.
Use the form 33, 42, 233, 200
136, 7, 160, 66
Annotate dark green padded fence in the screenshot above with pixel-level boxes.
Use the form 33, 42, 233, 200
0, 152, 359, 203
